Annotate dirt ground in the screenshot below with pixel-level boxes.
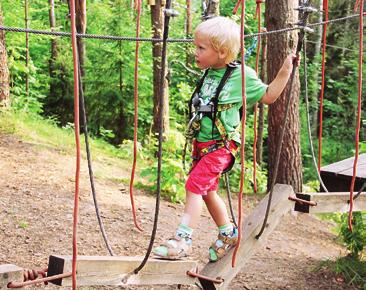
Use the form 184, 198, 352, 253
0, 133, 360, 289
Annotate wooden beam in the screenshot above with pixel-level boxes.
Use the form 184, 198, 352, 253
0, 264, 23, 290
199, 184, 294, 290
304, 192, 366, 214
47, 255, 197, 287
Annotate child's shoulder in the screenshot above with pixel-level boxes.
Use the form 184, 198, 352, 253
230, 64, 257, 78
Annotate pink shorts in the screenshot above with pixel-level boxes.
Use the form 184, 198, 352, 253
185, 140, 236, 195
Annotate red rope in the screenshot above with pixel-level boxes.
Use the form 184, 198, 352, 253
317, 0, 328, 171
232, 0, 246, 268
69, 1, 80, 289
129, 0, 143, 232
354, 0, 362, 11
232, 0, 241, 15
7, 272, 72, 288
348, 0, 364, 231
252, 0, 263, 193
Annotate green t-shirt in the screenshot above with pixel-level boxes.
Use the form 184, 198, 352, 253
196, 64, 268, 144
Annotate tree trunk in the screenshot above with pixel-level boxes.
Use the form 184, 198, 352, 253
203, 0, 219, 19
150, 0, 169, 135
24, 0, 29, 96
185, 0, 194, 66
75, 0, 86, 79
256, 34, 268, 165
0, 4, 10, 107
265, 0, 303, 192
49, 0, 58, 98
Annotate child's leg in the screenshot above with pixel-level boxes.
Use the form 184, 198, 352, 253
175, 190, 203, 238
153, 190, 202, 259
203, 190, 238, 262
202, 190, 231, 227
183, 190, 203, 228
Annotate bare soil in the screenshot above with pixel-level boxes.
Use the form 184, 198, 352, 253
0, 133, 359, 289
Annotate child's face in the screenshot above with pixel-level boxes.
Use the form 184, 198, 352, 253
193, 34, 226, 70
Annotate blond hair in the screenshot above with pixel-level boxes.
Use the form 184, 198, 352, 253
194, 16, 240, 64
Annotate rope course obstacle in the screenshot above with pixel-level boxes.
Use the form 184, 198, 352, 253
1, 0, 365, 289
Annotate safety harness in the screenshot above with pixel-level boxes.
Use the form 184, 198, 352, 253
183, 62, 241, 172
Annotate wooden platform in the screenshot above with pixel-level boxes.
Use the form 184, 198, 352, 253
293, 192, 366, 214
198, 184, 294, 289
320, 153, 366, 192
46, 184, 295, 289
0, 264, 23, 290
47, 255, 197, 287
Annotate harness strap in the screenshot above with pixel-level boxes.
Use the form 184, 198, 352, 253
191, 139, 239, 174
211, 65, 237, 139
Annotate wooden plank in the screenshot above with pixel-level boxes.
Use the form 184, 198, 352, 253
306, 192, 366, 214
199, 184, 294, 290
48, 255, 197, 287
0, 264, 23, 290
321, 153, 366, 178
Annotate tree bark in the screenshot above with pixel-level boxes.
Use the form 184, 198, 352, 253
185, 0, 194, 66
24, 0, 29, 96
49, 0, 58, 98
203, 0, 220, 19
0, 4, 10, 107
265, 0, 303, 192
75, 0, 86, 79
256, 34, 268, 165
150, 0, 169, 135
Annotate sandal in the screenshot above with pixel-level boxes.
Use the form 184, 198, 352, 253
153, 235, 192, 260
209, 227, 238, 262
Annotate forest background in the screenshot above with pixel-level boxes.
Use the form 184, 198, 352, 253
1, 0, 365, 198
0, 0, 366, 286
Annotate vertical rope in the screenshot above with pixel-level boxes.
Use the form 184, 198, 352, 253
69, 1, 80, 289
232, 0, 246, 268
348, 0, 364, 231
129, 0, 144, 232
252, 0, 263, 193
133, 0, 173, 273
317, 0, 328, 171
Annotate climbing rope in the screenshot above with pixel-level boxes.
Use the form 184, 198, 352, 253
252, 0, 264, 193
302, 37, 329, 192
317, 0, 328, 171
69, 0, 81, 289
256, 0, 315, 240
224, 173, 238, 228
77, 60, 115, 255
348, 0, 364, 232
0, 12, 364, 42
7, 271, 72, 288
232, 0, 247, 268
133, 0, 175, 274
129, 0, 144, 232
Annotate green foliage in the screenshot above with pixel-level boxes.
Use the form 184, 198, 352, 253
317, 257, 366, 289
18, 220, 29, 229
139, 129, 187, 203
339, 212, 366, 258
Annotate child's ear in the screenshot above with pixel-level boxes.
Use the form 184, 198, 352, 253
218, 47, 229, 61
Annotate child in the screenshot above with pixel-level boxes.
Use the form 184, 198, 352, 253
153, 16, 297, 262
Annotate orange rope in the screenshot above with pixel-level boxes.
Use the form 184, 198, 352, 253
69, 1, 80, 289
348, 0, 364, 231
232, 0, 246, 268
232, 0, 241, 15
129, 0, 143, 232
317, 0, 328, 171
252, 0, 263, 193
8, 272, 72, 288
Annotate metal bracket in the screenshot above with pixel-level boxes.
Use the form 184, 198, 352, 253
293, 193, 311, 213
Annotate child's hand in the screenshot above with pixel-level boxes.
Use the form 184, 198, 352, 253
281, 53, 300, 73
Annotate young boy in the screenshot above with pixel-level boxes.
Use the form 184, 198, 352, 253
153, 16, 297, 262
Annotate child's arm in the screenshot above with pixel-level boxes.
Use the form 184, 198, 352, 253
260, 53, 298, 105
